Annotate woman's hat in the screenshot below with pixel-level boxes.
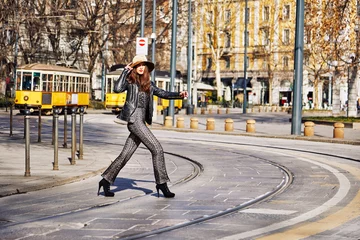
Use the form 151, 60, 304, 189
130, 55, 155, 72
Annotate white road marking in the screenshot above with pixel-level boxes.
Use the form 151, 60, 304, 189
220, 155, 351, 240
240, 208, 297, 215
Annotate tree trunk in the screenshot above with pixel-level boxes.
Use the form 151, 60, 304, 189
332, 68, 341, 116
314, 78, 319, 109
348, 65, 358, 117
215, 59, 222, 101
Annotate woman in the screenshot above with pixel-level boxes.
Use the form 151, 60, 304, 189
98, 55, 188, 198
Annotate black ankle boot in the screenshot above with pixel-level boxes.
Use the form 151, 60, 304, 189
156, 183, 175, 198
98, 178, 115, 197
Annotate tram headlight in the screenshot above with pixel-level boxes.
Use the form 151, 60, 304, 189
24, 96, 29, 101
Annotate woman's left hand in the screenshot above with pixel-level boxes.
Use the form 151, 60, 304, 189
180, 91, 188, 98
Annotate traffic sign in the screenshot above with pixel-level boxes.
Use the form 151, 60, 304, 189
136, 37, 148, 55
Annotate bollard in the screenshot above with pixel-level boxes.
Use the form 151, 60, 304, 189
24, 109, 31, 177
304, 121, 315, 137
70, 107, 77, 165
246, 119, 256, 133
9, 104, 13, 137
78, 107, 84, 159
225, 118, 234, 132
193, 107, 197, 115
217, 108, 221, 114
38, 106, 42, 142
63, 106, 68, 148
190, 117, 198, 129
176, 117, 184, 128
164, 116, 173, 127
53, 108, 60, 170
206, 118, 215, 130
201, 108, 205, 114
209, 108, 213, 114
226, 108, 230, 114
333, 122, 344, 139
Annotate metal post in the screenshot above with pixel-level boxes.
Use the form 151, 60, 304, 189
9, 104, 13, 137
186, 0, 194, 115
151, 0, 156, 83
291, 0, 305, 135
53, 108, 59, 170
37, 106, 41, 142
52, 107, 55, 145
140, 0, 145, 37
169, 0, 178, 125
63, 106, 68, 148
78, 107, 84, 160
70, 107, 77, 165
23, 104, 27, 138
243, 0, 248, 114
347, 65, 350, 117
101, 0, 107, 102
24, 109, 31, 177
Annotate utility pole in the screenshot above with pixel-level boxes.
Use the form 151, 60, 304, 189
243, 0, 248, 114
291, 0, 304, 135
186, 0, 194, 114
140, 0, 145, 37
169, 0, 178, 125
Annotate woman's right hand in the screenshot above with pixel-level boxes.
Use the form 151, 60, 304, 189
125, 62, 133, 72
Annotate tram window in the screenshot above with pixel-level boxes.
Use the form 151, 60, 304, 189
16, 72, 21, 90
48, 75, 53, 91
107, 78, 112, 93
22, 73, 32, 90
64, 76, 69, 92
42, 74, 47, 91
70, 76, 76, 92
157, 80, 164, 89
54, 75, 59, 91
34, 77, 40, 91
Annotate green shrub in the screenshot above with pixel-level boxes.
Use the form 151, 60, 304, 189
89, 100, 105, 109
0, 97, 14, 108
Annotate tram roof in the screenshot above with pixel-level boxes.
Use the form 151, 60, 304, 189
17, 63, 89, 75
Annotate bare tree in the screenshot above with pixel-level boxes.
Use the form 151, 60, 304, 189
197, 0, 238, 101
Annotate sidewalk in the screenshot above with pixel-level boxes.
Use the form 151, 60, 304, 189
150, 108, 360, 144
0, 108, 359, 198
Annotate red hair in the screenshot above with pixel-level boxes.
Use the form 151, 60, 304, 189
128, 65, 151, 93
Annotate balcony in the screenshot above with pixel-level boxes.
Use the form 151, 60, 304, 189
253, 45, 269, 58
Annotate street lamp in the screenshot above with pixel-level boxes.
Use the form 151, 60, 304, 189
186, 0, 194, 114
243, 0, 248, 114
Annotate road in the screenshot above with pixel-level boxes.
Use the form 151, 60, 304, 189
0, 111, 359, 239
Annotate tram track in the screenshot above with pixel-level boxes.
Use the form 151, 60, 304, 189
114, 136, 359, 239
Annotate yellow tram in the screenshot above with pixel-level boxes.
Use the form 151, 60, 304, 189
14, 63, 90, 115
105, 69, 184, 114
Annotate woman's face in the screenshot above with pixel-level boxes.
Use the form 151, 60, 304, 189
135, 63, 146, 75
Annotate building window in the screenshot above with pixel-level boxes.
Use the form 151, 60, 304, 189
264, 6, 270, 21
283, 29, 290, 45
283, 56, 289, 69
244, 31, 249, 46
207, 33, 212, 47
224, 57, 230, 69
225, 9, 231, 23
207, 57, 212, 69
283, 5, 290, 20
245, 7, 251, 23
262, 28, 269, 45
225, 32, 231, 48
207, 11, 213, 24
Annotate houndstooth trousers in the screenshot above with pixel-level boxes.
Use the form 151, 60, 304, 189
101, 107, 170, 185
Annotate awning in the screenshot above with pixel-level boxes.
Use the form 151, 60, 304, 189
194, 82, 216, 90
